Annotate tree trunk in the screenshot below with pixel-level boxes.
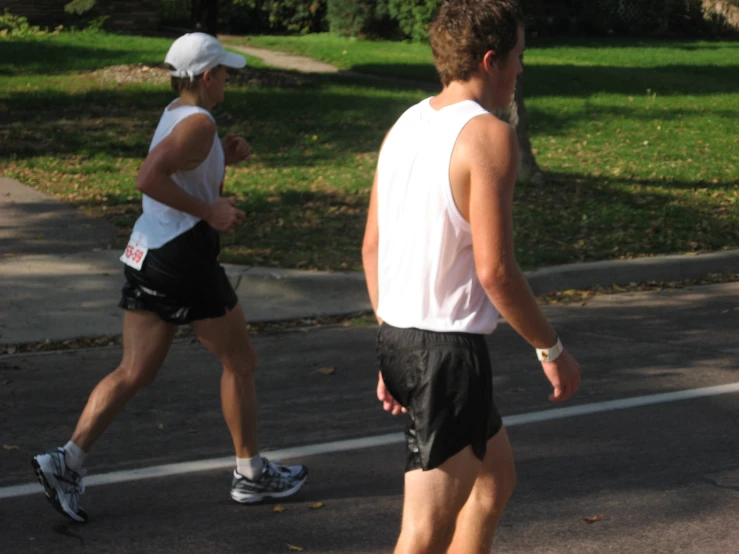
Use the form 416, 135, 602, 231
191, 0, 205, 29
493, 72, 544, 185
204, 0, 219, 36
191, 0, 219, 36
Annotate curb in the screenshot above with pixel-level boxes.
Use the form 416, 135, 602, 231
223, 249, 739, 298
523, 249, 739, 295
2, 250, 738, 347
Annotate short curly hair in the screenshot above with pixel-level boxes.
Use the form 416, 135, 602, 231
167, 64, 223, 94
430, 0, 524, 87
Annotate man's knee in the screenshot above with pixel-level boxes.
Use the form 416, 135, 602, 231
473, 465, 517, 515
222, 342, 257, 378
114, 363, 158, 393
399, 516, 456, 554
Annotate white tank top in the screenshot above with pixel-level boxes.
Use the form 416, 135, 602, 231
376, 98, 500, 334
128, 100, 225, 249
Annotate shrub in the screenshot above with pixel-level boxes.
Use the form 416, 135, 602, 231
387, 0, 442, 42
217, 0, 269, 34
217, 0, 326, 34
522, 0, 718, 36
0, 11, 50, 37
327, 0, 395, 38
262, 0, 327, 34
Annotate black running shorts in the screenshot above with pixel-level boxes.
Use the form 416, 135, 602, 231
119, 221, 238, 325
376, 322, 503, 472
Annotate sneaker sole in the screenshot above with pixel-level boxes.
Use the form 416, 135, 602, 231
31, 457, 88, 523
230, 474, 308, 504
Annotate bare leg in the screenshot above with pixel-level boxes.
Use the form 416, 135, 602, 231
70, 310, 177, 452
394, 446, 482, 554
447, 427, 517, 554
190, 304, 258, 458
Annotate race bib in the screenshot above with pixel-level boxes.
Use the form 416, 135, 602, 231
120, 233, 148, 270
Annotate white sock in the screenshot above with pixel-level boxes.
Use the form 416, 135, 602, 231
63, 441, 87, 473
236, 455, 264, 480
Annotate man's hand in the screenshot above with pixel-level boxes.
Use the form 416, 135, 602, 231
541, 350, 581, 402
205, 197, 245, 233
222, 133, 251, 166
377, 371, 407, 415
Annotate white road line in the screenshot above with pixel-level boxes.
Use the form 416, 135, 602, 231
502, 382, 739, 425
2, 382, 738, 500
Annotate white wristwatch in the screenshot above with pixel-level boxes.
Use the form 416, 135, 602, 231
536, 337, 564, 362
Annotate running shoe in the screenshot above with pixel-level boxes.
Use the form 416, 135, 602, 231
32, 448, 88, 523
230, 457, 308, 504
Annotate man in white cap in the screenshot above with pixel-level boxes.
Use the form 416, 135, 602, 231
32, 33, 308, 523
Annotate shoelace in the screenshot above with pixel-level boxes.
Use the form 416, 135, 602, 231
56, 469, 87, 495
266, 459, 294, 477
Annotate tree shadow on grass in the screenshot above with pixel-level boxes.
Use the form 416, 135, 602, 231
215, 170, 737, 270
2, 71, 736, 270
512, 171, 738, 269
0, 39, 165, 76
524, 64, 739, 97
347, 62, 739, 97
3, 69, 737, 166
527, 36, 739, 50
0, 82, 419, 164
524, 102, 739, 139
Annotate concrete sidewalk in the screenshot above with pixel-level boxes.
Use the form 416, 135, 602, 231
225, 43, 439, 91
2, 177, 739, 345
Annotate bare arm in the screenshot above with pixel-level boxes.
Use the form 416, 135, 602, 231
466, 118, 557, 349
462, 117, 580, 401
136, 114, 244, 232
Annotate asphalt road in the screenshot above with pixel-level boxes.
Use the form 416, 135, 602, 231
1, 283, 738, 554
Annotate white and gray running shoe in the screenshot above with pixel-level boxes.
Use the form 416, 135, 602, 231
32, 448, 88, 523
230, 457, 308, 504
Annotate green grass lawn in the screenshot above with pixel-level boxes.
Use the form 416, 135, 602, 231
1, 31, 737, 270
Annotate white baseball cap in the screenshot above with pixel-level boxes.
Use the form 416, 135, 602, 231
165, 32, 246, 80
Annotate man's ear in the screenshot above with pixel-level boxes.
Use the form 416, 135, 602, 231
482, 50, 497, 73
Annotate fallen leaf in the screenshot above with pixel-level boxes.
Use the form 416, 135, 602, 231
7, 346, 16, 354
583, 514, 603, 524
309, 502, 324, 509
318, 367, 335, 376
157, 424, 165, 431
3, 445, 20, 451
287, 545, 304, 551
273, 505, 286, 513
